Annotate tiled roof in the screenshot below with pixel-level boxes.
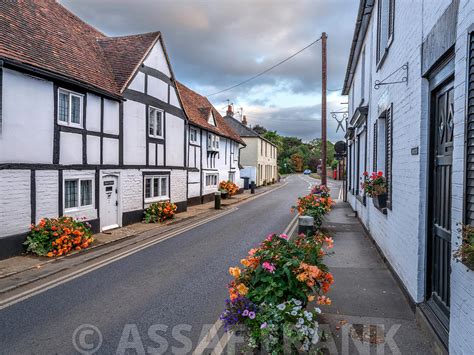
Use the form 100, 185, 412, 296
223, 115, 260, 137
97, 32, 160, 92
0, 0, 160, 97
176, 82, 245, 145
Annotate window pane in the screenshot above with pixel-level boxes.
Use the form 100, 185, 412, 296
145, 178, 152, 198
65, 180, 78, 209
161, 177, 168, 196
153, 178, 159, 197
71, 95, 81, 124
156, 111, 162, 137
80, 180, 92, 206
58, 92, 69, 122
149, 110, 155, 136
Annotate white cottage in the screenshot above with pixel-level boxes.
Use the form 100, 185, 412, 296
343, 0, 474, 353
176, 82, 245, 204
0, 0, 188, 259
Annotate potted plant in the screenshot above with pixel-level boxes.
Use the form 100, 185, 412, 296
454, 224, 474, 270
220, 188, 229, 199
361, 171, 387, 209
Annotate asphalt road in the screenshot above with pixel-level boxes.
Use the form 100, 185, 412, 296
0, 175, 333, 354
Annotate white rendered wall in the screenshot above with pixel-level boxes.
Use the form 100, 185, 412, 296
102, 137, 119, 165
103, 99, 119, 135
59, 132, 82, 165
87, 135, 101, 165
143, 43, 171, 77
123, 100, 146, 165
0, 69, 54, 164
128, 72, 145, 92
165, 113, 185, 166
148, 76, 168, 102
86, 93, 101, 132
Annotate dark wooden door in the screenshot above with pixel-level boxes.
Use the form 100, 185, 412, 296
427, 79, 454, 329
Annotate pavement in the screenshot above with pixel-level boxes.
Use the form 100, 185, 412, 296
318, 202, 433, 354
0, 174, 314, 354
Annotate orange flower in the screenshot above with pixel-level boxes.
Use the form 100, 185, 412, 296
307, 295, 315, 302
236, 283, 249, 296
229, 267, 241, 278
317, 295, 332, 305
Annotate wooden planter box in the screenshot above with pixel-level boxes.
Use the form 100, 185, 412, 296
373, 193, 387, 209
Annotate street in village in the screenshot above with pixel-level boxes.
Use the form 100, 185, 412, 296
1, 0, 474, 354
0, 175, 322, 353
0, 175, 432, 354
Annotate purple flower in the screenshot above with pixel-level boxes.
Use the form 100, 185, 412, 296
248, 311, 256, 319
260, 322, 267, 329
242, 309, 249, 316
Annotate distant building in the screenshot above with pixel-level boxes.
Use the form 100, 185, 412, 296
223, 107, 278, 186
176, 82, 245, 205
343, 0, 474, 352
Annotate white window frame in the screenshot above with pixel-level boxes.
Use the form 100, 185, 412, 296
205, 173, 218, 187
190, 127, 198, 144
207, 133, 219, 151
64, 178, 94, 212
57, 89, 83, 128
144, 175, 169, 203
148, 106, 164, 139
228, 172, 235, 183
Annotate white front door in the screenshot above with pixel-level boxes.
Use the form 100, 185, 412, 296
101, 175, 119, 231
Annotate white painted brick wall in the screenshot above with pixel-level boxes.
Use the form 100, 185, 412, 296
121, 169, 143, 213
348, 0, 425, 301
0, 170, 30, 237
448, 0, 474, 353
35, 170, 58, 223
170, 169, 187, 203
348, 1, 474, 352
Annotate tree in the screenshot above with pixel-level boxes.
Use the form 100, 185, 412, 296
252, 124, 267, 135
291, 153, 304, 172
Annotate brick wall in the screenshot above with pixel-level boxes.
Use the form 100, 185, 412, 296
0, 170, 30, 237
449, 0, 474, 353
35, 170, 58, 223
170, 169, 187, 203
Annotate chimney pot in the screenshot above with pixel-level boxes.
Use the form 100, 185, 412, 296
226, 105, 233, 117
242, 115, 248, 126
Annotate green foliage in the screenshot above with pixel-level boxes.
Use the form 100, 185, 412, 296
254, 124, 337, 175
144, 201, 177, 223
454, 225, 474, 270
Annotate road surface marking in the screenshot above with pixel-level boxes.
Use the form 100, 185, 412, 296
198, 211, 301, 354
0, 208, 238, 311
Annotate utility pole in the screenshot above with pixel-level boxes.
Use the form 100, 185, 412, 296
321, 32, 328, 186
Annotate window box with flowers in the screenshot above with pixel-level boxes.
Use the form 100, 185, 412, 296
361, 171, 387, 211
454, 225, 474, 271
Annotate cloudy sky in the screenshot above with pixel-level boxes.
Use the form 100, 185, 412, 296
60, 0, 358, 143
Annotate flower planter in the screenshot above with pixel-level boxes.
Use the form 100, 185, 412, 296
221, 191, 229, 199
373, 193, 387, 209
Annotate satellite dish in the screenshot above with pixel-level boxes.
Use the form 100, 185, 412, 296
334, 141, 346, 155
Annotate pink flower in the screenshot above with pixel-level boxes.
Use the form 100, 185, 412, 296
265, 234, 274, 242
262, 261, 276, 273
279, 234, 289, 240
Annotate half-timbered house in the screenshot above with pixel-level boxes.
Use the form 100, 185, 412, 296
0, 0, 188, 259
176, 82, 245, 204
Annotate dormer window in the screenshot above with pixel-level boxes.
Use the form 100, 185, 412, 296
208, 110, 217, 126
57, 89, 83, 128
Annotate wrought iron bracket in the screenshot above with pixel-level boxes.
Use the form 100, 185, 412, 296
374, 62, 408, 89
331, 111, 348, 133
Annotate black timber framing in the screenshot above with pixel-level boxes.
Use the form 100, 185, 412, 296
30, 170, 36, 224
0, 163, 190, 170
124, 89, 186, 120
0, 60, 2, 136
140, 65, 174, 87
82, 93, 88, 164
100, 97, 104, 165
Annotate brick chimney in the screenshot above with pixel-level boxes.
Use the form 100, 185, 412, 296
242, 115, 247, 126
226, 105, 233, 117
